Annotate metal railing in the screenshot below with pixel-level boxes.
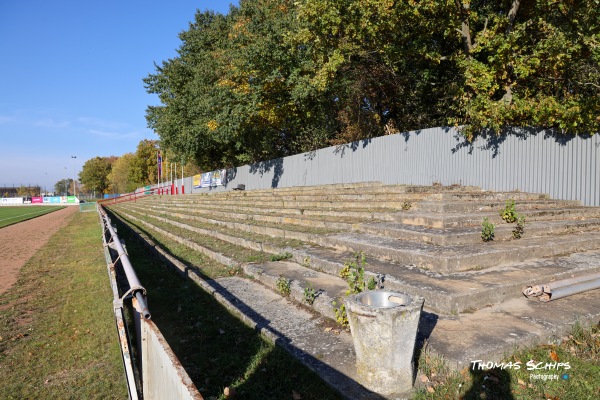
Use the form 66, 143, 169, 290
98, 204, 202, 399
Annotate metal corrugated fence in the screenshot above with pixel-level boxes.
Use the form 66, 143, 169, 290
186, 127, 599, 206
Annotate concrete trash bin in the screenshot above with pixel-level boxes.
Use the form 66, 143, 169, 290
345, 290, 424, 395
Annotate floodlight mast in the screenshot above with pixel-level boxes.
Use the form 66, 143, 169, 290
71, 156, 77, 197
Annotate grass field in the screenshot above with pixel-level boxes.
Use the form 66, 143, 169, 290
0, 205, 65, 228
0, 211, 128, 399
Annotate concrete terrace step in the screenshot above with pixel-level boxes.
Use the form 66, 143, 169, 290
322, 231, 600, 273
116, 201, 600, 251
121, 203, 341, 244
253, 247, 600, 315
413, 199, 582, 213
167, 192, 428, 204
143, 197, 397, 222
115, 204, 600, 383
110, 204, 600, 317
158, 188, 539, 206
242, 261, 348, 321
397, 206, 600, 228
360, 218, 600, 245
121, 196, 600, 278
423, 191, 550, 202
200, 182, 479, 196
142, 203, 361, 231
160, 197, 411, 211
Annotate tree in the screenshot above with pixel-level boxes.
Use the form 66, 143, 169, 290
54, 179, 73, 196
450, 0, 600, 137
145, 0, 599, 170
130, 139, 159, 187
145, 1, 338, 169
79, 157, 114, 195
291, 0, 460, 142
108, 153, 137, 194
15, 186, 40, 197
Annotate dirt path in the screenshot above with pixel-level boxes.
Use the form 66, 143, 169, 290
0, 206, 79, 294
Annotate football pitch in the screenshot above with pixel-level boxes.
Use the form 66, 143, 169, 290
0, 205, 66, 228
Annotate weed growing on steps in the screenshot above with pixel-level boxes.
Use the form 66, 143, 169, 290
303, 283, 317, 306
227, 265, 242, 276
302, 255, 311, 267
333, 303, 349, 326
500, 199, 519, 223
276, 274, 291, 297
512, 215, 526, 239
500, 199, 526, 239
339, 251, 376, 295
481, 217, 495, 242
270, 252, 293, 261
333, 252, 377, 327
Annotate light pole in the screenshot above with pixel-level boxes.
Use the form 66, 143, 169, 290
71, 156, 77, 197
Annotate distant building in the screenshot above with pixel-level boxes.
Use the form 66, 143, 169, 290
0, 186, 41, 198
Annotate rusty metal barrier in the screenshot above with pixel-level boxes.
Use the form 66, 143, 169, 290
98, 204, 202, 399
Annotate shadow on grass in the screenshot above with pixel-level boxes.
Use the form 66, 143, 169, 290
462, 365, 515, 400
105, 208, 384, 400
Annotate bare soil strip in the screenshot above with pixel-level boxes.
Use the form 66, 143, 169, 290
0, 206, 78, 294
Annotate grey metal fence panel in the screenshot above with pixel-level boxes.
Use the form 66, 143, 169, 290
192, 127, 598, 206
142, 320, 202, 400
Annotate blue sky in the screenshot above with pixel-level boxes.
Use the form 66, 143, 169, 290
0, 1, 236, 191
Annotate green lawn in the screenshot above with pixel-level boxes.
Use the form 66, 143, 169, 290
0, 211, 128, 399
0, 205, 65, 228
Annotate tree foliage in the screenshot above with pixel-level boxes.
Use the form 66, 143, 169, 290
130, 139, 159, 187
451, 0, 600, 138
144, 0, 600, 169
79, 157, 114, 195
54, 179, 73, 196
108, 153, 136, 194
16, 186, 40, 197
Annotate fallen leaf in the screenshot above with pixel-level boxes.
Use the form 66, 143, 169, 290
292, 390, 302, 399
420, 374, 430, 383
427, 386, 435, 393
518, 378, 525, 386
550, 350, 559, 362
324, 327, 332, 332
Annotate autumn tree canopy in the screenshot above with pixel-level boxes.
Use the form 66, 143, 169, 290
145, 0, 599, 169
